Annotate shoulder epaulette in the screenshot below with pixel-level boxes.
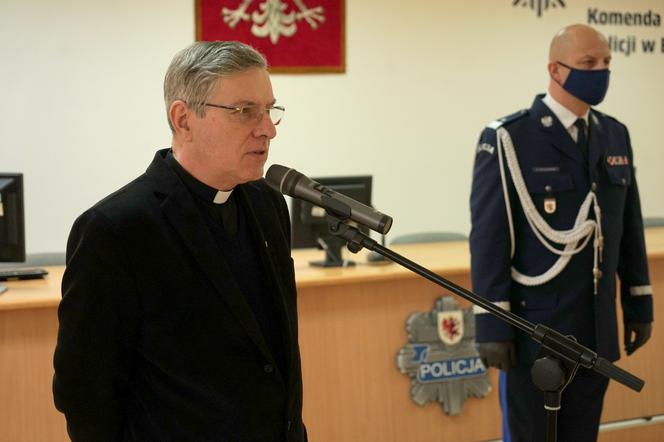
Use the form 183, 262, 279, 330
486, 109, 528, 130
591, 108, 623, 126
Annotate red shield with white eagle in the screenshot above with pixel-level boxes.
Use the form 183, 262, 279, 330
437, 311, 463, 346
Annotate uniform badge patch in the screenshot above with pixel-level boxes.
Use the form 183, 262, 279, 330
477, 143, 495, 155
541, 115, 553, 127
606, 155, 629, 166
396, 296, 490, 416
544, 197, 556, 214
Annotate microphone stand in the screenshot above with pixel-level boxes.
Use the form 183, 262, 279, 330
320, 210, 644, 442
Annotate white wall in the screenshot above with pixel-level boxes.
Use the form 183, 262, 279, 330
1, 0, 663, 253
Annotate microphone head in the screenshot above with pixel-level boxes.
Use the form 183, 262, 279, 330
265, 164, 292, 193
265, 164, 306, 197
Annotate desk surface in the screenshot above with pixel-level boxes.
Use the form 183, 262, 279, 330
2, 228, 663, 442
3, 227, 664, 311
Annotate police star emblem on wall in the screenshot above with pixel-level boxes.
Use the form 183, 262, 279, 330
513, 0, 566, 18
396, 296, 491, 416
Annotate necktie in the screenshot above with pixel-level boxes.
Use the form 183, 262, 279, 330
574, 118, 588, 164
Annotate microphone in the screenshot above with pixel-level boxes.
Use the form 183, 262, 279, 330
265, 165, 393, 235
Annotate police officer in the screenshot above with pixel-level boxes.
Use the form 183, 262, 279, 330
470, 24, 653, 442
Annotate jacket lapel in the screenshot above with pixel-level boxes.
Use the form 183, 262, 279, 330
532, 96, 586, 167
146, 151, 274, 364
237, 184, 294, 381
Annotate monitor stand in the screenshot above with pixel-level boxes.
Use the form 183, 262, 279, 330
310, 236, 356, 268
0, 283, 7, 295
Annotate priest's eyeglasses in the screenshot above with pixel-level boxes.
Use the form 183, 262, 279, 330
204, 103, 285, 125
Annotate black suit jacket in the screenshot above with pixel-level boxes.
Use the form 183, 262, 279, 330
53, 149, 306, 442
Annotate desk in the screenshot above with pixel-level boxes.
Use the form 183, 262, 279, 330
2, 230, 663, 441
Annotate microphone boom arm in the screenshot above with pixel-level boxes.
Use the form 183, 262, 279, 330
325, 216, 645, 393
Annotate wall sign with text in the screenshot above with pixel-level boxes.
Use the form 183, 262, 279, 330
511, 0, 664, 58
196, 0, 345, 73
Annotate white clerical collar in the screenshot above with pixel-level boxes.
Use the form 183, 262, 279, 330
213, 189, 233, 204
542, 94, 589, 130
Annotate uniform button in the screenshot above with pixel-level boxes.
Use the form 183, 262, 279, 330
591, 182, 597, 191
520, 300, 526, 307
621, 178, 627, 185
545, 185, 552, 193
264, 364, 274, 374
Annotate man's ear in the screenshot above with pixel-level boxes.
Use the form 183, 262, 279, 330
548, 61, 563, 84
169, 100, 194, 141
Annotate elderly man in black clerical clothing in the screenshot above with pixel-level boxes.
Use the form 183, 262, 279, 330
53, 41, 306, 442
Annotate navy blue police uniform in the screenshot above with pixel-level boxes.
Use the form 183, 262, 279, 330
469, 94, 653, 441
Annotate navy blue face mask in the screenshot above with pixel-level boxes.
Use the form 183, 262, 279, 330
556, 61, 610, 106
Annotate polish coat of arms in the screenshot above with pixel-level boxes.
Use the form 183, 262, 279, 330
396, 296, 491, 415
221, 0, 325, 44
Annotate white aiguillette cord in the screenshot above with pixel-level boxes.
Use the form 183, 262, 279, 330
495, 126, 603, 294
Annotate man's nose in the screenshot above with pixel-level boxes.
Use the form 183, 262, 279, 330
254, 112, 277, 139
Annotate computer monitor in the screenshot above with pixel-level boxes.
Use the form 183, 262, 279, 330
291, 175, 372, 267
0, 173, 25, 263
0, 174, 25, 293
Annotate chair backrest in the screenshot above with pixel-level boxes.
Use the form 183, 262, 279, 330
643, 217, 664, 228
390, 231, 467, 245
0, 251, 66, 268
24, 252, 66, 266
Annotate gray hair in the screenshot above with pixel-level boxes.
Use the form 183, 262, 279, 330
164, 41, 268, 131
